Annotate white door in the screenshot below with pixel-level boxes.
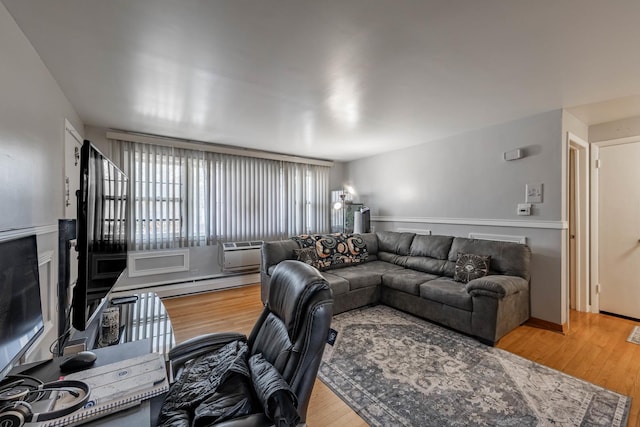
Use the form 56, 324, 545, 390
598, 141, 640, 319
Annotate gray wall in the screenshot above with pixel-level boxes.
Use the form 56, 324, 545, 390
345, 110, 567, 325
0, 2, 83, 361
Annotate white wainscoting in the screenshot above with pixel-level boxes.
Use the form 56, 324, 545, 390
112, 273, 260, 299
128, 249, 190, 277
468, 232, 527, 244
374, 216, 566, 230
396, 228, 432, 235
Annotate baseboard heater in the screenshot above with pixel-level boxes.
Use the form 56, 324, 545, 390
222, 241, 263, 272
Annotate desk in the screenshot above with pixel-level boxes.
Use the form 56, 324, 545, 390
99, 292, 176, 357
12, 340, 163, 426
71, 292, 175, 359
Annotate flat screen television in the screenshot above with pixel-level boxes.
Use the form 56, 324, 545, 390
0, 235, 45, 381
72, 140, 129, 331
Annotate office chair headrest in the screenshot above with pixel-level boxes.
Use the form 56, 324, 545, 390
268, 260, 332, 338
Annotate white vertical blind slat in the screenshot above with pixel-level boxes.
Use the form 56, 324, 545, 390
109, 139, 330, 248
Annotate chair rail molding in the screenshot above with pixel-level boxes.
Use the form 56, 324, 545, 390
0, 224, 58, 241
372, 216, 567, 230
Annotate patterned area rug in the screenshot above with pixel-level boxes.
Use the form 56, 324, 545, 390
319, 306, 630, 426
627, 326, 640, 345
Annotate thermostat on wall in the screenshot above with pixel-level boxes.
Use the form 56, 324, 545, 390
517, 203, 532, 216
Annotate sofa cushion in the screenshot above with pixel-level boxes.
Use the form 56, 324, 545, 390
360, 232, 378, 255
409, 235, 454, 259
448, 237, 531, 280
419, 278, 473, 311
376, 231, 415, 255
331, 267, 383, 291
377, 251, 409, 267
318, 271, 350, 296
404, 257, 448, 276
453, 253, 491, 284
382, 269, 439, 296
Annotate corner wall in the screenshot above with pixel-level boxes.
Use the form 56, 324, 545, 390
0, 2, 83, 361
345, 110, 567, 325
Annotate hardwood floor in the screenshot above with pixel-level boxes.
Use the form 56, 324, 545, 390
163, 284, 640, 426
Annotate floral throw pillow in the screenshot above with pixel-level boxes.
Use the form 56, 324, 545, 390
454, 253, 491, 283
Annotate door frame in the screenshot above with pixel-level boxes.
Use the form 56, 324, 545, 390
566, 132, 590, 313
590, 135, 640, 314
64, 119, 83, 218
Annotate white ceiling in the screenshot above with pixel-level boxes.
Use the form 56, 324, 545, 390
4, 0, 640, 162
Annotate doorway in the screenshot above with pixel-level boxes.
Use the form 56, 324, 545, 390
567, 133, 590, 315
592, 138, 640, 319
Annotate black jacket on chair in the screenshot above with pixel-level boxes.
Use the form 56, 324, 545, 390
160, 260, 333, 426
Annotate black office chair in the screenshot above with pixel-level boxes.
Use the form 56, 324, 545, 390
160, 260, 333, 426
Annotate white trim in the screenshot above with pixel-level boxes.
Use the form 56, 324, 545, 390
591, 135, 640, 148
566, 132, 590, 315
64, 118, 83, 144
590, 143, 600, 313
38, 250, 54, 267
396, 228, 432, 235
111, 273, 260, 299
468, 233, 526, 244
372, 216, 566, 230
128, 249, 190, 278
106, 130, 334, 167
0, 224, 58, 242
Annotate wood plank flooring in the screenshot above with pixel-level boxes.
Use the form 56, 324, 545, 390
162, 284, 640, 426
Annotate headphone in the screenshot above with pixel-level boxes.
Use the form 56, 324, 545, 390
0, 378, 90, 427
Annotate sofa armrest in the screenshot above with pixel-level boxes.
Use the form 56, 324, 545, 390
169, 332, 247, 377
465, 275, 529, 299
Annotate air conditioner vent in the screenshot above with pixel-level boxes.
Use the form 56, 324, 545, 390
222, 240, 263, 272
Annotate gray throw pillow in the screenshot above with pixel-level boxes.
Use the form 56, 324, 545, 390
294, 247, 320, 270
454, 253, 490, 283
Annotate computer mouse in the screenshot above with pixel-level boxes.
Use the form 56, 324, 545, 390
59, 350, 97, 373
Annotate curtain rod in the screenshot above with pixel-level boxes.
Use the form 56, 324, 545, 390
106, 131, 334, 168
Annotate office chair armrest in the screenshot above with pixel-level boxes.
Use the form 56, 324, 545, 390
169, 332, 247, 378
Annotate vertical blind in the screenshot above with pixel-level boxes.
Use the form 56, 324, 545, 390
110, 139, 330, 249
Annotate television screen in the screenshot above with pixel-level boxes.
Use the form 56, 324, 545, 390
72, 140, 128, 331
0, 235, 45, 381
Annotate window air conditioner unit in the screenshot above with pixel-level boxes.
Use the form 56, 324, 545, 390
222, 241, 263, 272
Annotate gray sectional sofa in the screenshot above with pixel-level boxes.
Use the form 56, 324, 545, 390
260, 231, 531, 345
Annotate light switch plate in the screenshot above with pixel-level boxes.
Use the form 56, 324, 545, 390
526, 183, 543, 203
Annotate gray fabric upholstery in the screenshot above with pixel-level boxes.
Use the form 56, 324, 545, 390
419, 278, 473, 311
448, 237, 531, 280
360, 232, 379, 255
409, 234, 454, 259
377, 251, 410, 266
465, 275, 529, 298
381, 269, 438, 296
331, 265, 383, 290
318, 272, 350, 296
404, 256, 448, 276
260, 232, 531, 345
376, 231, 415, 255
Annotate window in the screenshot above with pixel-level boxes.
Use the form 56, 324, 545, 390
110, 139, 330, 249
